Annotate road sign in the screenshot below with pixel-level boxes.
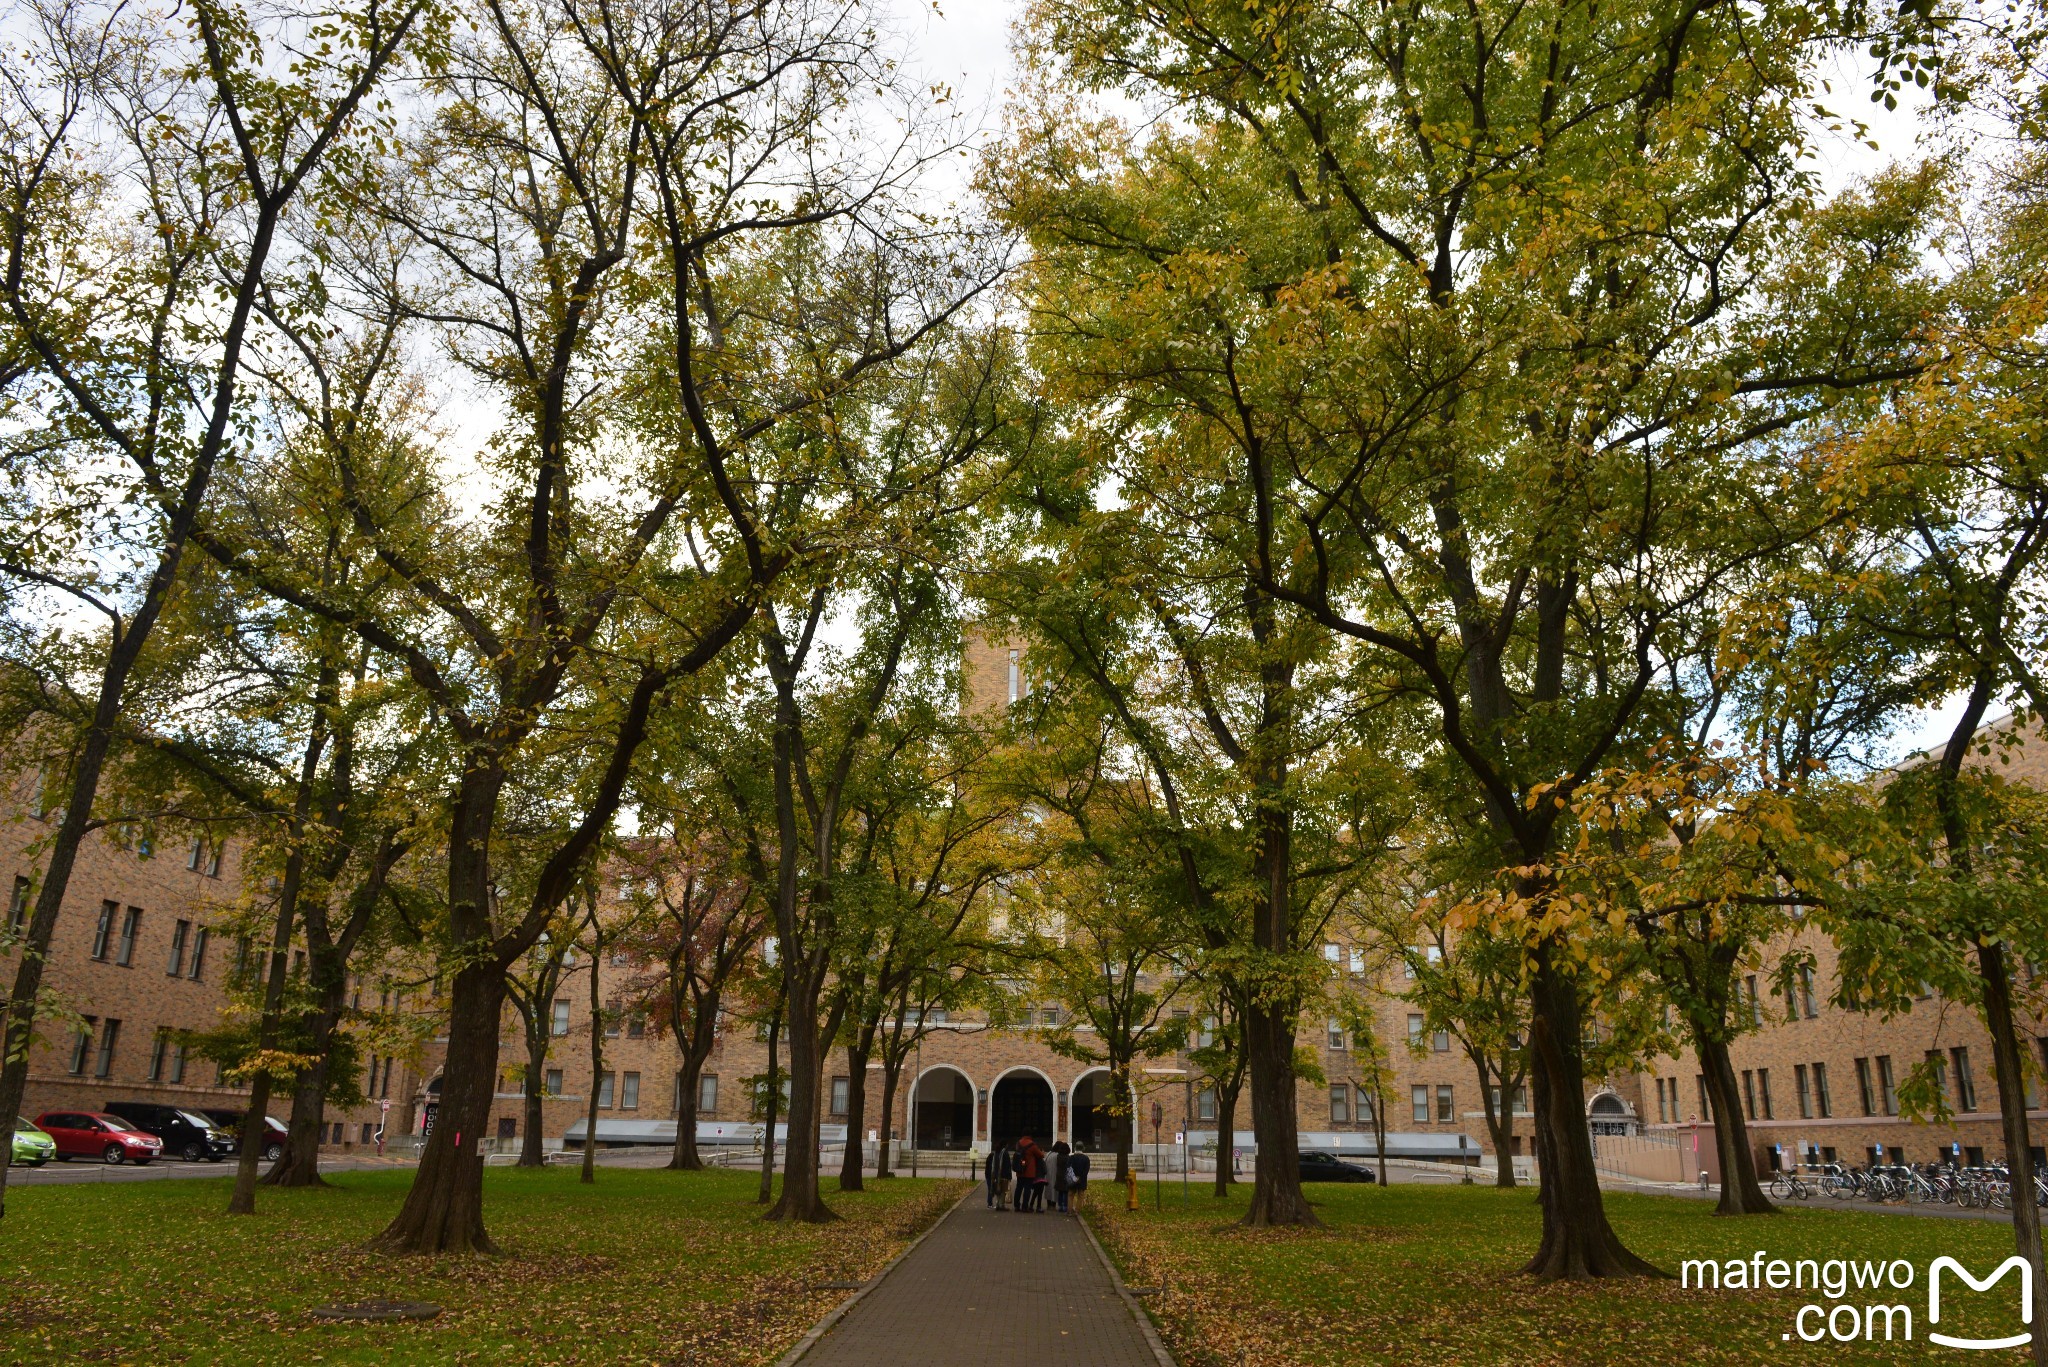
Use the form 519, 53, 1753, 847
380, 1099, 390, 1112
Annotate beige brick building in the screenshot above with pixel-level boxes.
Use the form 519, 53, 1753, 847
0, 769, 430, 1155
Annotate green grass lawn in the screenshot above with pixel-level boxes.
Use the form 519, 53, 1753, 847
0, 1167, 964, 1365
1087, 1179, 2036, 1365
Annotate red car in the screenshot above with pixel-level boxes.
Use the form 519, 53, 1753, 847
34, 1111, 163, 1164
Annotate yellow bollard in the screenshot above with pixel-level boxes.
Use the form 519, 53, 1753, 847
1126, 1169, 1139, 1210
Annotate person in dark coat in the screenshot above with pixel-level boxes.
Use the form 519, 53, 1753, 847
1050, 1140, 1072, 1213
984, 1145, 1003, 1208
1067, 1147, 1091, 1212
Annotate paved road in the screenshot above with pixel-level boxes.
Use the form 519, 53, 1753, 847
799, 1196, 1165, 1367
5, 1152, 414, 1187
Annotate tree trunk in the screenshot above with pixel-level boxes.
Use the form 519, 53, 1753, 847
0, 730, 114, 1222
264, 1021, 335, 1188
1241, 999, 1316, 1227
1475, 1058, 1518, 1189
1522, 951, 1662, 1278
1372, 1085, 1389, 1188
581, 948, 602, 1185
1212, 1075, 1242, 1197
839, 1039, 871, 1191
1976, 938, 2048, 1367
519, 1024, 548, 1167
668, 1026, 716, 1172
875, 1053, 901, 1179
372, 963, 506, 1254
230, 779, 320, 1216
1696, 1033, 1775, 1215
767, 967, 834, 1222
758, 1012, 780, 1205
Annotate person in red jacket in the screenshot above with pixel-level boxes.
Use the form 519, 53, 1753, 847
1014, 1135, 1042, 1212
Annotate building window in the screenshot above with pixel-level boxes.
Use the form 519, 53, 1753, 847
1407, 1014, 1424, 1046
1876, 1055, 1897, 1115
1041, 1007, 1060, 1026
1322, 942, 1340, 963
1197, 1086, 1216, 1121
1795, 1064, 1811, 1118
627, 1015, 645, 1039
604, 1014, 620, 1039
365, 1123, 381, 1143
1798, 965, 1818, 1019
830, 1075, 850, 1116
1436, 1085, 1454, 1123
1855, 1057, 1875, 1116
91, 901, 116, 960
1951, 1047, 1976, 1112
597, 1072, 615, 1109
1412, 1085, 1429, 1124
1348, 948, 1365, 975
69, 1018, 95, 1074
1327, 1019, 1346, 1050
169, 1040, 186, 1084
1356, 1084, 1375, 1123
94, 1018, 120, 1077
1432, 1028, 1450, 1053
1757, 1068, 1773, 1120
1744, 975, 1763, 1026
1925, 1048, 1949, 1106
1007, 649, 1022, 704
699, 1073, 718, 1115
148, 1029, 169, 1082
621, 1072, 640, 1110
187, 928, 207, 981
545, 1069, 563, 1097
552, 1001, 571, 1036
167, 920, 189, 976
1696, 1074, 1712, 1123
187, 840, 205, 871
7, 876, 28, 934
1331, 1085, 1351, 1123
1742, 1070, 1757, 1120
1812, 1061, 1832, 1117
115, 906, 141, 966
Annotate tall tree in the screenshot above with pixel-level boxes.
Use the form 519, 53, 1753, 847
0, 0, 436, 1220
1006, 0, 1933, 1272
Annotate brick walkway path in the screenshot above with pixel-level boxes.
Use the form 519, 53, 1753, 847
799, 1196, 1167, 1366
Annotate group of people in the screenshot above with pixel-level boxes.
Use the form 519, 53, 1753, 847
984, 1135, 1089, 1213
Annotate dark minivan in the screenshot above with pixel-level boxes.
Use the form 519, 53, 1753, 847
105, 1101, 236, 1162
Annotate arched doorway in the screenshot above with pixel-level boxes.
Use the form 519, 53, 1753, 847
1588, 1091, 1634, 1137
1070, 1070, 1122, 1153
990, 1071, 1054, 1150
912, 1068, 974, 1150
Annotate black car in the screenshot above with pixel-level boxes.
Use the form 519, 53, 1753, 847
200, 1108, 288, 1162
1298, 1150, 1376, 1183
104, 1102, 236, 1162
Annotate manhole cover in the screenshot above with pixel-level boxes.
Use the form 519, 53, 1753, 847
309, 1300, 442, 1322
810, 1281, 865, 1291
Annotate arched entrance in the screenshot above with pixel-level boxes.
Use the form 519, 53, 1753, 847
990, 1071, 1054, 1150
1588, 1091, 1634, 1137
912, 1067, 974, 1150
1070, 1070, 1122, 1153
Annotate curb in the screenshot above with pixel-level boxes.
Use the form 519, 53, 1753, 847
773, 1183, 973, 1367
1076, 1204, 1178, 1367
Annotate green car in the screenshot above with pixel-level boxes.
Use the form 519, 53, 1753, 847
12, 1116, 55, 1167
